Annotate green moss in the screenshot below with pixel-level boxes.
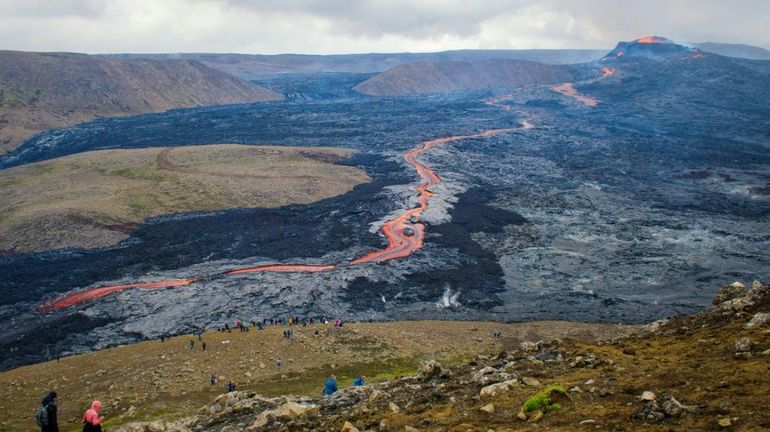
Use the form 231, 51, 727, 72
522, 385, 568, 414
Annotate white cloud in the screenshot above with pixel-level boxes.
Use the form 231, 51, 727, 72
0, 0, 766, 54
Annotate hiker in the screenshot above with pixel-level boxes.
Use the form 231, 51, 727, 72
227, 380, 236, 392
210, 372, 218, 385
202, 341, 207, 351
35, 391, 58, 432
492, 329, 502, 339
314, 329, 320, 337
81, 400, 104, 432
323, 375, 338, 396
275, 358, 282, 369
353, 376, 365, 387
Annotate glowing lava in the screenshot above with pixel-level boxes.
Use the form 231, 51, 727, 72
351, 127, 517, 264
602, 67, 616, 77
552, 83, 599, 107
636, 36, 667, 44
223, 264, 336, 275
41, 102, 532, 310
40, 279, 195, 311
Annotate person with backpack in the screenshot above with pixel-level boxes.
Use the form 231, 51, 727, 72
353, 376, 365, 387
323, 375, 338, 397
82, 400, 104, 432
35, 391, 58, 432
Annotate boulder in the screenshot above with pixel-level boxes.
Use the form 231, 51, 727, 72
746, 312, 770, 329
418, 360, 451, 381
713, 282, 747, 305
479, 403, 496, 413
522, 377, 541, 387
480, 379, 518, 399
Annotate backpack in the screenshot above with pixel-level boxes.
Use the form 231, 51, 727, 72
35, 404, 49, 428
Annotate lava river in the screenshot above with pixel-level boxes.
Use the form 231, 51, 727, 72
41, 108, 531, 311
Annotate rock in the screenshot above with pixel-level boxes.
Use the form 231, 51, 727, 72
418, 360, 451, 381
713, 282, 746, 305
579, 419, 596, 425
276, 401, 318, 418
734, 337, 755, 353
472, 366, 497, 382
404, 427, 419, 432
746, 312, 770, 329
622, 347, 636, 355
640, 391, 656, 401
259, 362, 266, 369
480, 379, 518, 399
569, 386, 583, 393
522, 377, 541, 386
718, 417, 732, 427
642, 318, 670, 333
369, 389, 384, 401
245, 372, 252, 378
520, 341, 540, 352
341, 421, 359, 432
389, 402, 400, 413
479, 403, 495, 413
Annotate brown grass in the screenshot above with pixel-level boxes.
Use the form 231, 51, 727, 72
0, 144, 369, 253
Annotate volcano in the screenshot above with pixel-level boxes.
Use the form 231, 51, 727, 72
604, 36, 700, 61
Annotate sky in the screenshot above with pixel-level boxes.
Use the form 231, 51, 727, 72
0, 0, 768, 54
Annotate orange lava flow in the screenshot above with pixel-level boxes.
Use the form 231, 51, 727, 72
553, 83, 599, 107
223, 264, 337, 275
602, 67, 616, 77
350, 127, 517, 264
39, 279, 195, 311
636, 36, 665, 44
40, 102, 532, 310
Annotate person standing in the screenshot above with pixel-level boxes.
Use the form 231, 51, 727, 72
35, 391, 58, 432
82, 400, 104, 432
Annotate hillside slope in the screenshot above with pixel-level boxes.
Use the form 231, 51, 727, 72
354, 59, 572, 96
0, 51, 281, 154
106, 49, 606, 79
112, 280, 769, 432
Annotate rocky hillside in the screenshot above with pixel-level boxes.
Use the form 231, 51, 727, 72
115, 280, 770, 431
0, 51, 281, 154
353, 59, 572, 96
105, 50, 606, 80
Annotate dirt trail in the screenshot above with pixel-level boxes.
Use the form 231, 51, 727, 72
41, 99, 532, 311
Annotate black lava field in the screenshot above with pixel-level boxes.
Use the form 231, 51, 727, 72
1, 52, 769, 369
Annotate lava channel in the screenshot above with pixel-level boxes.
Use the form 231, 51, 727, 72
553, 82, 599, 107
39, 279, 195, 311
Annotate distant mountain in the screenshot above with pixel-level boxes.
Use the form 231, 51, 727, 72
695, 42, 770, 60
104, 49, 606, 80
353, 59, 572, 96
0, 51, 281, 154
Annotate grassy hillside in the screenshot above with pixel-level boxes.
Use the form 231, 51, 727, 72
0, 144, 368, 253
0, 51, 281, 154
0, 321, 630, 431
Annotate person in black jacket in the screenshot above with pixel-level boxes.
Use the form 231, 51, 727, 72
39, 391, 59, 432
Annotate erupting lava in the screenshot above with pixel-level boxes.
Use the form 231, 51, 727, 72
552, 83, 599, 107
41, 100, 532, 311
636, 36, 667, 44
602, 67, 616, 77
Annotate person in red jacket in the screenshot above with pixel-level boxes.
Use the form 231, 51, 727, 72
82, 400, 104, 432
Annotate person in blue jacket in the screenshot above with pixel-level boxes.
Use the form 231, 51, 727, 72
353, 376, 365, 387
323, 375, 338, 396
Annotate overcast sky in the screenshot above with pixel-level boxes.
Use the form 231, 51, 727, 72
0, 0, 767, 54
